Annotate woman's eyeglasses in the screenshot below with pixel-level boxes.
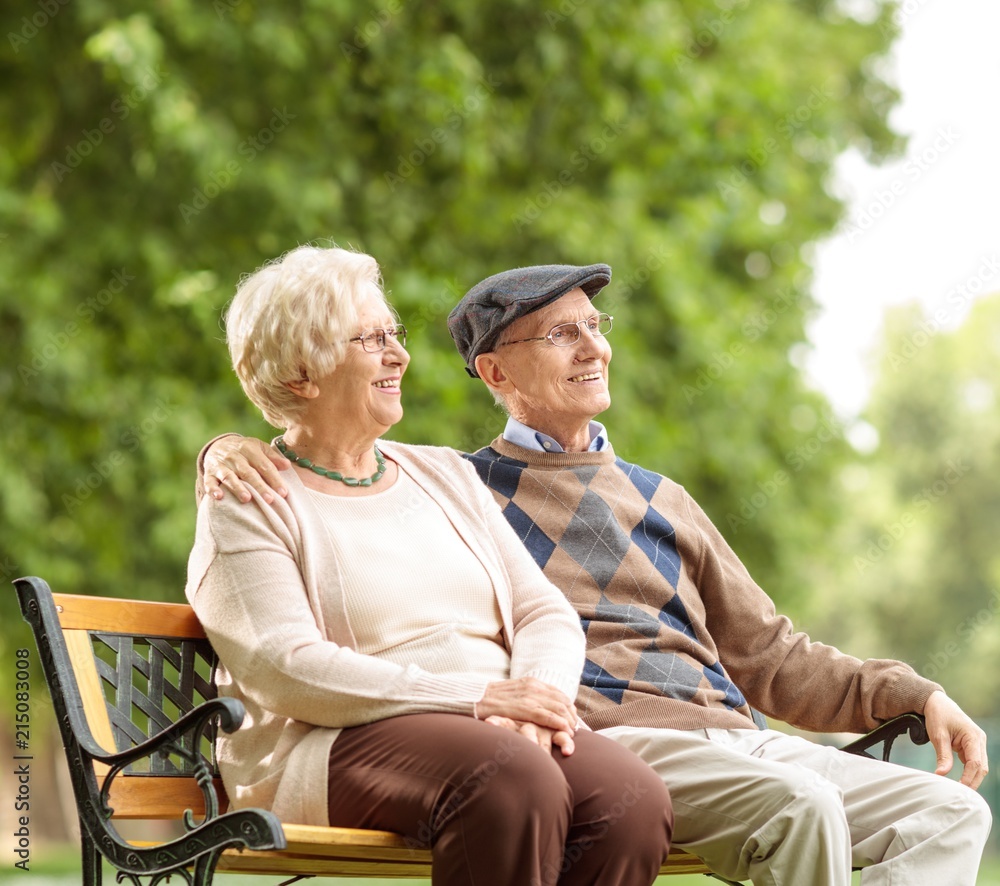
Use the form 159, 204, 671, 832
349, 324, 408, 352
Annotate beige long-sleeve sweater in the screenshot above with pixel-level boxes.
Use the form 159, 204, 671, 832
185, 441, 585, 826
465, 438, 943, 734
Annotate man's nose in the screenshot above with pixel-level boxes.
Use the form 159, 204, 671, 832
574, 324, 606, 355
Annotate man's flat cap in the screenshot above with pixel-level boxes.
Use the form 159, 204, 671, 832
448, 263, 611, 377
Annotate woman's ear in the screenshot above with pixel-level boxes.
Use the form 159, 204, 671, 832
285, 377, 320, 399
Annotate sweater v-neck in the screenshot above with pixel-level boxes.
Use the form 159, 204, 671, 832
488, 436, 618, 469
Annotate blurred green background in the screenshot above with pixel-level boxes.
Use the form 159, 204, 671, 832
3, 0, 998, 875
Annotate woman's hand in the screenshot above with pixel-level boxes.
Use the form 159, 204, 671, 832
475, 677, 577, 735
481, 716, 576, 756
204, 435, 290, 503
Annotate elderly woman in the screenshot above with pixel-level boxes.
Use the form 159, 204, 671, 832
186, 245, 672, 886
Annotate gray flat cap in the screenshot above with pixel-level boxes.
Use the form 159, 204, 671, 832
448, 263, 612, 377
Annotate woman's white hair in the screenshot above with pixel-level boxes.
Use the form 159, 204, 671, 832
225, 244, 388, 428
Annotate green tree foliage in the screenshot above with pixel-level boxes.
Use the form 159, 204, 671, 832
818, 294, 1000, 717
1, 0, 901, 658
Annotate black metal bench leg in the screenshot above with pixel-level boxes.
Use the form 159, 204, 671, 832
192, 849, 221, 886
81, 829, 102, 886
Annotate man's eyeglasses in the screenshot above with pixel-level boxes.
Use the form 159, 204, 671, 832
502, 313, 613, 348
349, 324, 408, 352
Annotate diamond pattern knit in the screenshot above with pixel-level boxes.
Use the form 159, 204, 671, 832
465, 437, 941, 734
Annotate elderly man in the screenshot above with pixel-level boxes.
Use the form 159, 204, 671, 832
202, 263, 991, 886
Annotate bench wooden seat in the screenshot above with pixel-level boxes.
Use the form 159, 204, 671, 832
13, 575, 929, 884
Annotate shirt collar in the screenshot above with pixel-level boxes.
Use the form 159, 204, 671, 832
502, 416, 609, 453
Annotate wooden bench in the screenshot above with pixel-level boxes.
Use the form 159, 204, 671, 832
14, 575, 930, 885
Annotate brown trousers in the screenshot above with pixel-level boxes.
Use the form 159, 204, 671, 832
327, 713, 673, 886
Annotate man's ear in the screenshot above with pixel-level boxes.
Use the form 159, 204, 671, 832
474, 352, 514, 394
285, 377, 320, 399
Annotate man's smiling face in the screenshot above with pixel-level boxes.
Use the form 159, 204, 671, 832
476, 288, 612, 451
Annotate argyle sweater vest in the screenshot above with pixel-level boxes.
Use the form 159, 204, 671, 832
465, 437, 941, 734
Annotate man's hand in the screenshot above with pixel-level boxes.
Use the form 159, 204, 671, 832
923, 690, 989, 789
204, 435, 290, 503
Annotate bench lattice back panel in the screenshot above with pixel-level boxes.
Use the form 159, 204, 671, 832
92, 631, 219, 775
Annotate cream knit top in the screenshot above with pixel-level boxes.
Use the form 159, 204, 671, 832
306, 470, 510, 683
186, 441, 585, 827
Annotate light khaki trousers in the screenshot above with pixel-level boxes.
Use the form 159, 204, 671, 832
601, 725, 991, 886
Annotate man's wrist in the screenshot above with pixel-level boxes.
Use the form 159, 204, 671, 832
922, 688, 947, 713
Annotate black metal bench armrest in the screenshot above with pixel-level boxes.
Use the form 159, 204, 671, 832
94, 696, 245, 826
92, 696, 244, 768
91, 694, 288, 875
112, 807, 287, 877
840, 712, 929, 761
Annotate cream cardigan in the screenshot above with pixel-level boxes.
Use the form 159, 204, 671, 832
185, 441, 585, 826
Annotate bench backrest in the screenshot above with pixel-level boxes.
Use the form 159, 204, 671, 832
32, 587, 228, 819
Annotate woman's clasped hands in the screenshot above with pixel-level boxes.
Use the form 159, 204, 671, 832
475, 676, 585, 756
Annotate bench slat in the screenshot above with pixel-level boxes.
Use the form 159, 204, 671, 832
64, 628, 115, 776
282, 824, 423, 850
98, 775, 225, 819
216, 853, 434, 878
125, 839, 709, 878
53, 592, 205, 638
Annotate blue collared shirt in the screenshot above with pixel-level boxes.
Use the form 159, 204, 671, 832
502, 416, 609, 453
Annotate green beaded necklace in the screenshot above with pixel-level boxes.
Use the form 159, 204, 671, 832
276, 437, 387, 487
